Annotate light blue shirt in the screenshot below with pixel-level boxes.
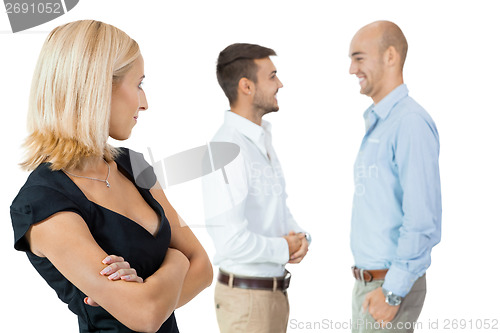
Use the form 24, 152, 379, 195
351, 84, 442, 297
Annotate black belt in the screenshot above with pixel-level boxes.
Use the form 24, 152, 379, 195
218, 269, 291, 291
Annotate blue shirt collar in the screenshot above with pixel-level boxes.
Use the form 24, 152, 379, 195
363, 84, 409, 121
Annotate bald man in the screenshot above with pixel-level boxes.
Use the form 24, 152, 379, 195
348, 21, 441, 332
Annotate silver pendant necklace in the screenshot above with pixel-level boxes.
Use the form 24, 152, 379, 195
63, 160, 111, 188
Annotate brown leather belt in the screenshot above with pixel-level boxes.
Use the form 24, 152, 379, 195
218, 269, 291, 291
352, 266, 388, 282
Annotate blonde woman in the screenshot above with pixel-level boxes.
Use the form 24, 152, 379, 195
10, 20, 213, 333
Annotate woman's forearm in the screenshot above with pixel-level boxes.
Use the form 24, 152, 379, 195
126, 248, 190, 332
29, 212, 190, 333
175, 250, 213, 308
149, 186, 213, 308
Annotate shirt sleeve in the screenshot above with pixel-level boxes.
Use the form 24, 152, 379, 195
274, 155, 308, 239
10, 185, 84, 252
383, 113, 442, 297
283, 192, 309, 239
202, 153, 289, 265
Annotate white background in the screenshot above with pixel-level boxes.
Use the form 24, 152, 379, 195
1, 1, 499, 332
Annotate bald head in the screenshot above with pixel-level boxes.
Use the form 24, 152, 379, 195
349, 21, 407, 103
358, 21, 408, 70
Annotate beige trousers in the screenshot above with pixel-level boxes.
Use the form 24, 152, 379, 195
352, 275, 427, 333
214, 281, 290, 333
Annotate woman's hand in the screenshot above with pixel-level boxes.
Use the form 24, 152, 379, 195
100, 255, 143, 282
84, 255, 143, 307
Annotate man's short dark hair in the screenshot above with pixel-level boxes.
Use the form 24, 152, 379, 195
216, 43, 276, 105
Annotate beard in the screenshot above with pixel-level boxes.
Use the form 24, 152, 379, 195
253, 88, 279, 115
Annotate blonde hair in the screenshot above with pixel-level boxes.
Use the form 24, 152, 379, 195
21, 20, 141, 171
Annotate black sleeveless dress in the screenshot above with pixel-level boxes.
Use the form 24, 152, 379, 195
10, 148, 179, 333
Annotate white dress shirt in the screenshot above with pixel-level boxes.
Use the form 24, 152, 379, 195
203, 111, 305, 277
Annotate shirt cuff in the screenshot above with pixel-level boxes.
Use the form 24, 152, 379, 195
271, 237, 290, 265
382, 265, 421, 298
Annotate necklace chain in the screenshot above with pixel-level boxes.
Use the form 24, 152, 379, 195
63, 160, 111, 188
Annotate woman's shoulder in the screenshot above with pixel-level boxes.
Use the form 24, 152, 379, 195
115, 147, 157, 190
11, 164, 88, 252
17, 163, 70, 194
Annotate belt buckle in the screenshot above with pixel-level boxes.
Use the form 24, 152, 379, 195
282, 270, 291, 291
360, 269, 373, 285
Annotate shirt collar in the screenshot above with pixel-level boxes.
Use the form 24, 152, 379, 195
363, 84, 409, 121
224, 111, 270, 157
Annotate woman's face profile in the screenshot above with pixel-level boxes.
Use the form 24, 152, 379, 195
109, 54, 148, 140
